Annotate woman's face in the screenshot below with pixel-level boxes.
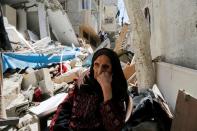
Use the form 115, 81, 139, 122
93, 55, 112, 79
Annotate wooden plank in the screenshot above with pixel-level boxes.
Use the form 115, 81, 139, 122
123, 63, 135, 80
29, 93, 67, 117
114, 24, 128, 54
79, 25, 100, 47
171, 90, 197, 131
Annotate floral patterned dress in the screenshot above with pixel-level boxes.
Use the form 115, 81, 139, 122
50, 86, 126, 131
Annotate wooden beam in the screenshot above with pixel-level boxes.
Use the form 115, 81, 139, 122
123, 63, 135, 80
114, 24, 129, 54
171, 90, 197, 131
79, 25, 100, 48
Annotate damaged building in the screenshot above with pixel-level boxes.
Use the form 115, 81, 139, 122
0, 0, 197, 131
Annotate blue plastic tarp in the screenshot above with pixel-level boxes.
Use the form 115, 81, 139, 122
2, 50, 78, 73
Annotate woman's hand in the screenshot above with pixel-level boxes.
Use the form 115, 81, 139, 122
96, 72, 112, 102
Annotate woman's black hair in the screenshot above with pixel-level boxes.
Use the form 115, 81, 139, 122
88, 48, 128, 101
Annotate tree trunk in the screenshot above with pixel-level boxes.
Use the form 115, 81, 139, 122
124, 0, 155, 90
0, 53, 6, 118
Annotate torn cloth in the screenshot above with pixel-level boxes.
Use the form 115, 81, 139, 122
2, 51, 77, 73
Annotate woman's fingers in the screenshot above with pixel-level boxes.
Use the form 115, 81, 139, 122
96, 72, 112, 86
96, 72, 113, 101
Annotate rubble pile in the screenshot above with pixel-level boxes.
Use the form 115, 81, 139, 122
1, 46, 93, 130
0, 1, 96, 130
0, 0, 172, 131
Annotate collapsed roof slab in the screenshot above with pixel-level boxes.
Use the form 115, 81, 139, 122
47, 9, 79, 47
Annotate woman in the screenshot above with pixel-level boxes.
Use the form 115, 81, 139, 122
50, 48, 128, 131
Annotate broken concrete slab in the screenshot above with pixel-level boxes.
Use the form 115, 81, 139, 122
52, 67, 85, 84
29, 93, 67, 117
5, 26, 36, 52
32, 37, 51, 50
46, 0, 79, 46
22, 73, 37, 91
22, 68, 53, 93
6, 94, 29, 117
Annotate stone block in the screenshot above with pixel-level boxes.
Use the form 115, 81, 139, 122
22, 68, 53, 91
22, 72, 37, 90
38, 80, 52, 94
35, 68, 53, 91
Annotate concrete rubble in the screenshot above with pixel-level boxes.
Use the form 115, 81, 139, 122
0, 0, 173, 131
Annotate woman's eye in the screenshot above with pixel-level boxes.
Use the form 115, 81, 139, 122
94, 63, 99, 67
102, 65, 109, 69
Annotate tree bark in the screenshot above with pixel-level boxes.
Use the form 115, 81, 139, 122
0, 53, 6, 118
124, 0, 155, 90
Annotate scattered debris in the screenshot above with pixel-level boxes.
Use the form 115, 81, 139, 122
29, 93, 67, 117
0, 1, 174, 131
123, 85, 173, 131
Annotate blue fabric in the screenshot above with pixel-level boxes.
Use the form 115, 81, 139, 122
2, 50, 77, 73
82, 54, 92, 67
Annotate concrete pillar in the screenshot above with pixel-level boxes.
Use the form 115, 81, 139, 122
38, 3, 50, 39
124, 0, 155, 90
17, 9, 27, 35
